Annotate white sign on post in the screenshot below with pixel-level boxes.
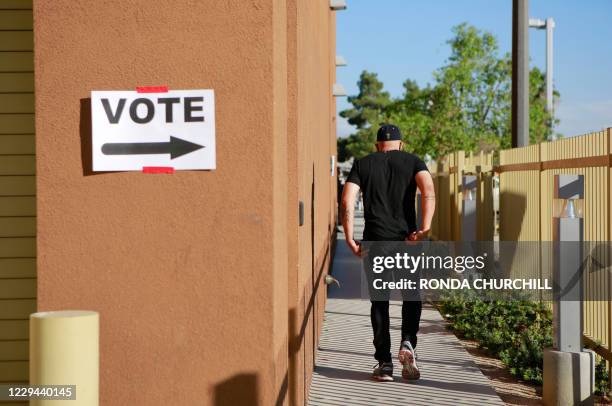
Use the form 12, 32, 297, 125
91, 89, 215, 171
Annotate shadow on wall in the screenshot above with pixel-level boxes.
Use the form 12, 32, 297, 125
288, 308, 299, 406
212, 373, 259, 406
499, 191, 527, 241
498, 191, 528, 278
79, 98, 93, 175
287, 238, 333, 404
80, 98, 111, 176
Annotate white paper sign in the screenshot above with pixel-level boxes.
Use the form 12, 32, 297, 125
91, 89, 215, 171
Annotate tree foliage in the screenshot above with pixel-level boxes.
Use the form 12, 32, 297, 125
339, 23, 558, 160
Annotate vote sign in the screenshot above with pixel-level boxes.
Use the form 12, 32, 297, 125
91, 89, 215, 171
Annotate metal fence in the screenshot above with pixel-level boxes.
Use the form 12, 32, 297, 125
429, 128, 612, 365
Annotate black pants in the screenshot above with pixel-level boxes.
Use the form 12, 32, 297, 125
362, 240, 423, 362
371, 300, 422, 362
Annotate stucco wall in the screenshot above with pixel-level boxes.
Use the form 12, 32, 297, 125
33, 0, 335, 404
291, 1, 336, 403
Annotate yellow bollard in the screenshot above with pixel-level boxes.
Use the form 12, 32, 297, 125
30, 311, 99, 406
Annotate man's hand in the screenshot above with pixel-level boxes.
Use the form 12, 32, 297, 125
347, 239, 361, 257
407, 229, 430, 241
341, 182, 361, 256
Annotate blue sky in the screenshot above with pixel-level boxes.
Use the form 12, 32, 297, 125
335, 0, 612, 138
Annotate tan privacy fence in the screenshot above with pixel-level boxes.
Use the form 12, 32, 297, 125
429, 150, 495, 241
498, 128, 611, 362
429, 128, 612, 364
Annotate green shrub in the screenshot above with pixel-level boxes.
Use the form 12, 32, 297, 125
595, 358, 610, 396
440, 291, 612, 393
439, 290, 552, 385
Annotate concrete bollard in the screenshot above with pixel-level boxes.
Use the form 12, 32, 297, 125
543, 348, 595, 406
30, 311, 99, 406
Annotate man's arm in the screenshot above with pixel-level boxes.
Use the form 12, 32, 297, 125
409, 171, 436, 241
341, 181, 361, 256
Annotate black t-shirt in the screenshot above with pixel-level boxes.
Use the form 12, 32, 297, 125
346, 150, 428, 241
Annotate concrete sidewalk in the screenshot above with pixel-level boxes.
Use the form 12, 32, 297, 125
308, 216, 504, 406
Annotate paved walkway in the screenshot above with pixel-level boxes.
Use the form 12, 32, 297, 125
308, 213, 504, 406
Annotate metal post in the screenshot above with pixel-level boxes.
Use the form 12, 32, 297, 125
552, 175, 583, 352
545, 18, 555, 115
544, 174, 595, 406
530, 17, 555, 121
461, 175, 477, 241
512, 0, 529, 147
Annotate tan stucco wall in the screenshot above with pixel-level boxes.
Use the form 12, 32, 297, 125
290, 1, 337, 403
272, 0, 289, 402
33, 0, 335, 404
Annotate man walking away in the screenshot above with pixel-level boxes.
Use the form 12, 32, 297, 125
341, 124, 435, 382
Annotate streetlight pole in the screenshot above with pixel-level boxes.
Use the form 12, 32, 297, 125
512, 0, 529, 147
529, 17, 555, 117
546, 18, 555, 115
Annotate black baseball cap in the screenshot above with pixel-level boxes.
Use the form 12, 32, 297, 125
376, 124, 402, 141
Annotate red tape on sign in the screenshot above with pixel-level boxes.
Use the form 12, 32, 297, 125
136, 86, 169, 93
142, 166, 175, 174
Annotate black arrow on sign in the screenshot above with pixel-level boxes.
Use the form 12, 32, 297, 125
101, 136, 204, 159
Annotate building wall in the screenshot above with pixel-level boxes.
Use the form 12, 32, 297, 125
0, 0, 36, 390
286, 1, 337, 404
33, 0, 335, 405
295, 1, 336, 401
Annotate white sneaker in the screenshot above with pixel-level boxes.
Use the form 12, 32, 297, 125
398, 340, 420, 380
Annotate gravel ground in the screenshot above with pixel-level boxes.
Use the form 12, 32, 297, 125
454, 336, 611, 405
458, 339, 542, 405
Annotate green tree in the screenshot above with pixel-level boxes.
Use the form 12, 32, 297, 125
339, 23, 558, 161
439, 24, 515, 153
339, 71, 392, 158
529, 66, 559, 144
